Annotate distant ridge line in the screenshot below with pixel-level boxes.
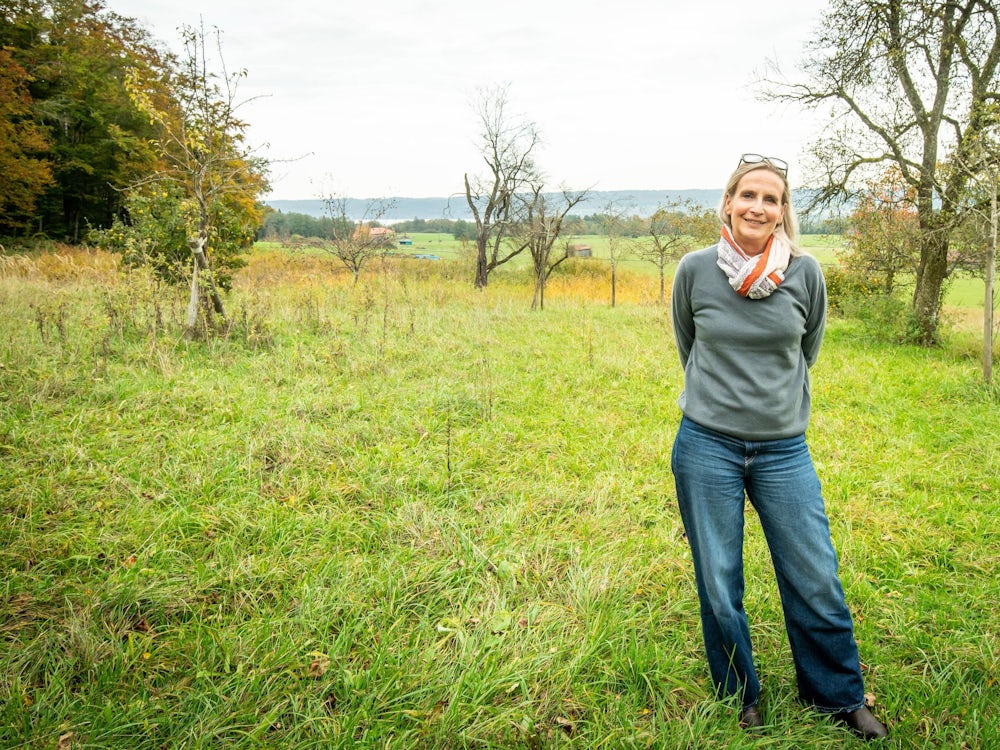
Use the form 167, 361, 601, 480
266, 190, 726, 221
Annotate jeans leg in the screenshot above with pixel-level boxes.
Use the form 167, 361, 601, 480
745, 435, 866, 712
671, 417, 760, 708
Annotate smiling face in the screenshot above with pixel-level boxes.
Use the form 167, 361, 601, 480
723, 168, 787, 256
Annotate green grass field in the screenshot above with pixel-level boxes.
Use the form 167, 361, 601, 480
1, 247, 998, 748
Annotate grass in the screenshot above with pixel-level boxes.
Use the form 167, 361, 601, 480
1, 246, 998, 748
386, 232, 987, 313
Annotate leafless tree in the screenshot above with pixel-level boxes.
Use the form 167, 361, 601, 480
600, 201, 631, 308
640, 199, 717, 303
763, 0, 1000, 345
515, 185, 590, 309
318, 194, 396, 285
463, 85, 541, 289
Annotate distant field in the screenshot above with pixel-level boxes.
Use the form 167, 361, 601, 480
395, 232, 845, 268
258, 232, 989, 322
385, 232, 989, 313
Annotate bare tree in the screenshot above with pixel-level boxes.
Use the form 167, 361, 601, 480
640, 199, 717, 303
516, 185, 589, 309
318, 194, 395, 285
600, 201, 631, 308
764, 0, 1000, 345
463, 85, 540, 289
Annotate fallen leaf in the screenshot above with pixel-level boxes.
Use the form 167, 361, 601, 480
865, 693, 877, 708
57, 732, 74, 750
307, 653, 330, 677
555, 716, 575, 735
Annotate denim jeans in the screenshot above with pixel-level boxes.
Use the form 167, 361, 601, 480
671, 416, 866, 712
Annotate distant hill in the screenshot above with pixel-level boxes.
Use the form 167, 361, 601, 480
266, 190, 726, 221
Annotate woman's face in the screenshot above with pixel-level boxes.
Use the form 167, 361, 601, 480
724, 168, 786, 255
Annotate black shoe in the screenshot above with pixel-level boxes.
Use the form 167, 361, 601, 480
739, 705, 763, 729
834, 706, 888, 740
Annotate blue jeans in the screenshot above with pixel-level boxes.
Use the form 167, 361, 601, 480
671, 416, 866, 712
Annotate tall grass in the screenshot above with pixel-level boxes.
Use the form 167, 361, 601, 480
1, 246, 997, 748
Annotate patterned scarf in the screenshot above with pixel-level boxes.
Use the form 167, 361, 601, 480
716, 225, 790, 299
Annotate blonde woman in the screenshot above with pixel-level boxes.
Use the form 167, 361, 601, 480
670, 154, 888, 740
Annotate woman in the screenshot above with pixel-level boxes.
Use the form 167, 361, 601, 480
669, 154, 888, 740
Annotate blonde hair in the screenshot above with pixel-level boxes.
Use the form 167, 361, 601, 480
717, 162, 802, 256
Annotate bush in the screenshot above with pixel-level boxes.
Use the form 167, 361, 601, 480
91, 185, 252, 290
825, 263, 908, 339
825, 263, 877, 315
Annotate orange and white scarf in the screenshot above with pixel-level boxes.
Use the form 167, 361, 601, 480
716, 225, 790, 299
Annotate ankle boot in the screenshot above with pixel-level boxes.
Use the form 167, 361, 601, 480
739, 705, 763, 729
834, 706, 888, 740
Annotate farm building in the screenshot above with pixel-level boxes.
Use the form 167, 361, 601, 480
353, 225, 396, 247
567, 243, 592, 258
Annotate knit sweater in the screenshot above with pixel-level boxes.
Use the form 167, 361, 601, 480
670, 244, 827, 440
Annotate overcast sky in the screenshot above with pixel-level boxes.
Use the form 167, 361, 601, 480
108, 0, 831, 200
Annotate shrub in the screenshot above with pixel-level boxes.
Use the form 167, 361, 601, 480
91, 185, 252, 290
825, 262, 908, 339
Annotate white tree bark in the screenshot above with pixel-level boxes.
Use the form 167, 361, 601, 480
186, 255, 200, 332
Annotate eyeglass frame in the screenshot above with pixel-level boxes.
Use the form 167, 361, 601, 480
738, 153, 789, 179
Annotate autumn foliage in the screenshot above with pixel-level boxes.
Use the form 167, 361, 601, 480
0, 48, 52, 232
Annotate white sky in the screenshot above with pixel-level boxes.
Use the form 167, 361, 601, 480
107, 0, 831, 200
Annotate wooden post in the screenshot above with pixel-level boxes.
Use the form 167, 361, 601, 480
985, 176, 997, 385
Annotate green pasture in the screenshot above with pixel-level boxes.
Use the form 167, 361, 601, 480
1, 252, 997, 748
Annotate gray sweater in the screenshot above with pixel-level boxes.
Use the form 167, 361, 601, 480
671, 245, 827, 440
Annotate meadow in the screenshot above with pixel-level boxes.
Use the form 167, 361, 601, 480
1, 245, 998, 748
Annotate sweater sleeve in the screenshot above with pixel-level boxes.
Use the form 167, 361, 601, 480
671, 254, 696, 367
801, 256, 827, 368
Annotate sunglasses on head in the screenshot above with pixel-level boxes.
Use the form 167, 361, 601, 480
738, 153, 789, 178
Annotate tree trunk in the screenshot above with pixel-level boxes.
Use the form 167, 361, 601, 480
474, 238, 489, 289
185, 230, 226, 335
985, 184, 997, 385
186, 256, 200, 332
189, 231, 226, 316
532, 269, 546, 310
911, 233, 949, 345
